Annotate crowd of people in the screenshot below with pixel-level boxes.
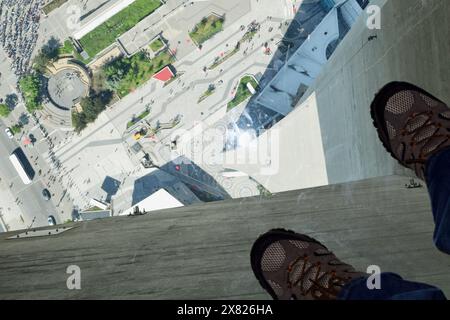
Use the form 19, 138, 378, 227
0, 0, 42, 76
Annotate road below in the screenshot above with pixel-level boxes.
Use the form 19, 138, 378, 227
0, 120, 60, 231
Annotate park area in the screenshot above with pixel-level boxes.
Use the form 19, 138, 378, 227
127, 109, 151, 128
189, 15, 225, 46
149, 38, 165, 52
227, 76, 258, 111
102, 50, 174, 98
79, 0, 162, 58
58, 40, 74, 55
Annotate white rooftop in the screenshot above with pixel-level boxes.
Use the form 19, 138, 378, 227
119, 188, 184, 216
225, 92, 329, 193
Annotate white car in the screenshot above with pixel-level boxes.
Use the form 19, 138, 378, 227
4, 127, 13, 139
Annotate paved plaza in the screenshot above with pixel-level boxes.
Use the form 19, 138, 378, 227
41, 0, 294, 213
118, 0, 252, 57
47, 69, 89, 109
0, 0, 360, 228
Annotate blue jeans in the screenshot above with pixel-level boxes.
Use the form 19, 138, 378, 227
338, 148, 450, 300
338, 273, 446, 300
425, 148, 450, 254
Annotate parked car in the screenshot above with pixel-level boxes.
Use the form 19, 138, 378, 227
4, 127, 13, 139
47, 215, 56, 226
42, 189, 51, 201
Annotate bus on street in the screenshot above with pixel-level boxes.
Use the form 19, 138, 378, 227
9, 148, 34, 185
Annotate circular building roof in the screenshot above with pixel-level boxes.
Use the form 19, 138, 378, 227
47, 69, 89, 110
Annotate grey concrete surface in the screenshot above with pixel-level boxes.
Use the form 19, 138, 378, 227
309, 0, 450, 184
227, 0, 450, 194
0, 175, 449, 299
47, 69, 88, 109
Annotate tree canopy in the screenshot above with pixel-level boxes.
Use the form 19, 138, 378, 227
0, 103, 11, 117
33, 37, 61, 73
72, 90, 113, 132
19, 74, 43, 113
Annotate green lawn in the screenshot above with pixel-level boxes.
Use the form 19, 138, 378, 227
11, 124, 22, 135
209, 47, 239, 70
79, 0, 162, 58
241, 30, 257, 43
127, 109, 151, 128
227, 76, 258, 111
58, 39, 93, 64
149, 38, 164, 52
19, 74, 43, 113
42, 0, 69, 15
207, 29, 257, 70
189, 15, 224, 46
58, 40, 75, 55
0, 103, 10, 117
103, 50, 174, 98
197, 86, 216, 103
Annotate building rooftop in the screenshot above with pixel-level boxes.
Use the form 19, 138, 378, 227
153, 65, 175, 82
119, 188, 184, 216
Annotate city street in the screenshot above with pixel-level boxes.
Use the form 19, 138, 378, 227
0, 119, 60, 231
0, 0, 308, 225
0, 48, 73, 231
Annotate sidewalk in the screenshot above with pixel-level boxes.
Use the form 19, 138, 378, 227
0, 180, 29, 232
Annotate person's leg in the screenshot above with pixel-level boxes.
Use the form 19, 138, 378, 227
371, 82, 450, 254
250, 229, 447, 300
338, 273, 446, 300
426, 149, 450, 253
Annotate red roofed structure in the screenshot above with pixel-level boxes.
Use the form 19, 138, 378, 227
153, 65, 175, 82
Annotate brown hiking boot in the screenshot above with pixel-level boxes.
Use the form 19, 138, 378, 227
250, 229, 365, 300
371, 82, 450, 180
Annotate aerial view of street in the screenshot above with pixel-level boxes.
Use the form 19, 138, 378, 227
2, 0, 450, 306
0, 0, 362, 231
